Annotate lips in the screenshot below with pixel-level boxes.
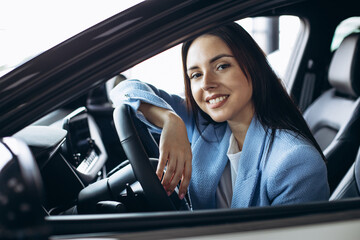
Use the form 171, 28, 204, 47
208, 95, 227, 104
206, 94, 229, 103
205, 94, 229, 109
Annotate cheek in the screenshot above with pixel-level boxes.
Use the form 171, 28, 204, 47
233, 76, 253, 97
243, 79, 253, 97
190, 82, 202, 104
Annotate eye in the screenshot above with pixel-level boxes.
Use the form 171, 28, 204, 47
217, 63, 230, 71
190, 72, 202, 80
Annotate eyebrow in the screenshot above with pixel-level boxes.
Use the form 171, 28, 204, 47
187, 54, 234, 71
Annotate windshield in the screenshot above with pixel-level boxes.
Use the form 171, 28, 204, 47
0, 0, 143, 77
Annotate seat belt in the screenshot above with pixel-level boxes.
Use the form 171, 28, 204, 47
299, 59, 316, 112
299, 72, 316, 112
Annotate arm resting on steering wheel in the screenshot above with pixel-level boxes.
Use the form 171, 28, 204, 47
110, 80, 192, 199
138, 103, 192, 198
110, 79, 194, 139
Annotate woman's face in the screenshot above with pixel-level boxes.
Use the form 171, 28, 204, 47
186, 35, 254, 124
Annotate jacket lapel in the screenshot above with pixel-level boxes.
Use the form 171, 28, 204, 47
231, 117, 269, 208
189, 123, 231, 209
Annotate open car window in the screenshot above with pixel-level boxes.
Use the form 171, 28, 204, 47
2, 1, 360, 239
122, 15, 302, 95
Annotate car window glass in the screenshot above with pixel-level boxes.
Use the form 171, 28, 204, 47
238, 16, 301, 81
331, 16, 360, 52
122, 15, 301, 95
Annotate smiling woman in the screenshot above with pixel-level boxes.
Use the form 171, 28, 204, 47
1, 0, 360, 239
186, 36, 253, 124
110, 22, 330, 210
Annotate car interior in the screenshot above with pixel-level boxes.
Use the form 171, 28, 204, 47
331, 146, 360, 200
303, 32, 360, 193
1, 0, 360, 238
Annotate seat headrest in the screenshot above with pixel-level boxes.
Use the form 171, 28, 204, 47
328, 33, 360, 97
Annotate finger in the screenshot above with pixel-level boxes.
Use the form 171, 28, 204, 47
162, 154, 177, 189
156, 150, 168, 180
178, 158, 192, 199
167, 157, 183, 193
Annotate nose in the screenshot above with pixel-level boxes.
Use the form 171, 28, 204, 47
201, 72, 217, 91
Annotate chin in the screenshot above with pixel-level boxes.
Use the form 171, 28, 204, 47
209, 115, 228, 123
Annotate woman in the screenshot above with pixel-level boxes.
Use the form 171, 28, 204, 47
110, 22, 329, 209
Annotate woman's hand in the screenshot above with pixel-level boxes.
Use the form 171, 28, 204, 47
157, 112, 192, 200
138, 103, 192, 200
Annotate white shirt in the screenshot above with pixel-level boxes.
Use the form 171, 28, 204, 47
217, 133, 242, 208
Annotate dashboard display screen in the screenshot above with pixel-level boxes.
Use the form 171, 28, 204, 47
63, 108, 92, 166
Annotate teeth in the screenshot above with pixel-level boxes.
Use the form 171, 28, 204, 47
209, 96, 228, 104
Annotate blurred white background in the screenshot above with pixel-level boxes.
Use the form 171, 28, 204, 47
1, 1, 301, 96
0, 0, 143, 76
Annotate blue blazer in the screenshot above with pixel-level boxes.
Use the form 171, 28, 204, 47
110, 79, 330, 209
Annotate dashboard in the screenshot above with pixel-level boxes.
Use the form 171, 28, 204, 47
13, 107, 108, 212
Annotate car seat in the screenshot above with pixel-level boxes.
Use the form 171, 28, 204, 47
303, 33, 360, 193
330, 146, 360, 200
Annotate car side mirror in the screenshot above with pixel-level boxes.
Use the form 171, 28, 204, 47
0, 137, 45, 230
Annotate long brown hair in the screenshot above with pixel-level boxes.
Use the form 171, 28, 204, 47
181, 22, 325, 161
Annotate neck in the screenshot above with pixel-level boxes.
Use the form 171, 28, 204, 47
227, 112, 254, 151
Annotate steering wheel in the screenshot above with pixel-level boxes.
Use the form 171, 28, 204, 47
113, 104, 188, 211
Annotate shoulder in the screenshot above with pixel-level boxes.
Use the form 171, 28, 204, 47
261, 130, 329, 204
262, 130, 329, 202
263, 130, 325, 180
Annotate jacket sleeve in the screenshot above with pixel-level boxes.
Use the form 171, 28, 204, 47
109, 79, 194, 140
267, 144, 330, 205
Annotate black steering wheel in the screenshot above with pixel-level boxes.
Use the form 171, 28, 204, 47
113, 104, 188, 211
